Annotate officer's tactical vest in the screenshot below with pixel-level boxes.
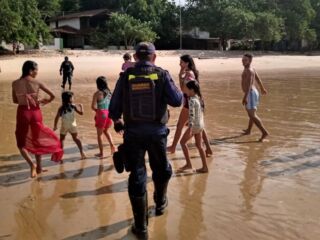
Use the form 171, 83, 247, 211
123, 66, 168, 124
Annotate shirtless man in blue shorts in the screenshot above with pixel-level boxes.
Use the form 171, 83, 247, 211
241, 53, 269, 142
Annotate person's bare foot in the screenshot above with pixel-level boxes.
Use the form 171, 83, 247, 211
31, 165, 37, 178
205, 148, 213, 157
242, 129, 251, 135
196, 167, 209, 173
80, 152, 87, 160
166, 145, 176, 154
259, 133, 269, 142
177, 164, 193, 172
36, 167, 48, 174
95, 153, 104, 159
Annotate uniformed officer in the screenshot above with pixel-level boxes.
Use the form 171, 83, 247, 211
59, 56, 74, 90
109, 42, 183, 239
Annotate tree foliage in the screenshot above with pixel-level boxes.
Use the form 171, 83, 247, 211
92, 13, 158, 49
0, 0, 50, 47
37, 0, 61, 19
184, 0, 318, 50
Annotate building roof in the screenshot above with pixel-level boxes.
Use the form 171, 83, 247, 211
51, 25, 80, 34
50, 9, 110, 21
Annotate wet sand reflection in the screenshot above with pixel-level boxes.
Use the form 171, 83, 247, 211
1, 68, 320, 239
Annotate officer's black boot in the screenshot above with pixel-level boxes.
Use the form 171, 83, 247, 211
129, 192, 148, 240
153, 181, 169, 216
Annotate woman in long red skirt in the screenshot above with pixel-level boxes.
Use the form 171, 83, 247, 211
12, 60, 63, 178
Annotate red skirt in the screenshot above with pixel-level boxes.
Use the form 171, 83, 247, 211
15, 105, 63, 162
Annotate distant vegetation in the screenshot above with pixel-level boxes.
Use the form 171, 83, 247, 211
0, 0, 320, 50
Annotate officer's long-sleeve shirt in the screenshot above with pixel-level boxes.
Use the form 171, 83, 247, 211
109, 61, 183, 135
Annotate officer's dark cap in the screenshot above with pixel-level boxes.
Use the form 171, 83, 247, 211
135, 42, 156, 55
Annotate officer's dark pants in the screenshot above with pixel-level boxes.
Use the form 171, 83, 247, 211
124, 132, 172, 197
62, 73, 72, 89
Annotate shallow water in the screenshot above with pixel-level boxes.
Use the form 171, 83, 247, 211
1, 68, 320, 240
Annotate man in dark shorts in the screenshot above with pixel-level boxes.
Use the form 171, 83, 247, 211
109, 42, 183, 239
59, 56, 74, 90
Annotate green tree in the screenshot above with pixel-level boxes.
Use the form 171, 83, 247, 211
310, 0, 320, 47
254, 12, 284, 49
0, 0, 50, 47
37, 0, 61, 19
107, 13, 158, 49
279, 0, 316, 43
61, 0, 80, 12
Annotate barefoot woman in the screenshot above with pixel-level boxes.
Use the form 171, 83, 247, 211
167, 55, 212, 156
12, 61, 63, 178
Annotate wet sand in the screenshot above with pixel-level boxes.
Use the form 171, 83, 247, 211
1, 52, 320, 239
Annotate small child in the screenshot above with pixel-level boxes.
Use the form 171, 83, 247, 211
122, 53, 134, 71
179, 80, 208, 173
54, 91, 86, 160
91, 76, 115, 158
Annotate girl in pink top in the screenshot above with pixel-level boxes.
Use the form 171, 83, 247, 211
121, 53, 134, 71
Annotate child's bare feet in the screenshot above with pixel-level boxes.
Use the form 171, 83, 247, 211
31, 165, 37, 178
196, 167, 209, 173
95, 153, 104, 159
166, 145, 176, 154
242, 129, 251, 135
80, 152, 87, 160
259, 133, 269, 142
205, 148, 213, 157
177, 164, 193, 172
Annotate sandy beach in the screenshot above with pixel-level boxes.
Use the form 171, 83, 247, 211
1, 51, 320, 240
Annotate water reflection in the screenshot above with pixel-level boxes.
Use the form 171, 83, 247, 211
178, 173, 209, 239
239, 144, 266, 220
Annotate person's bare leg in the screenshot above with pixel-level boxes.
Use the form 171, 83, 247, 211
248, 109, 269, 142
71, 133, 86, 159
95, 128, 104, 158
243, 110, 254, 135
178, 128, 193, 171
194, 132, 208, 173
19, 148, 37, 178
202, 129, 212, 157
60, 134, 66, 164
103, 128, 116, 154
167, 107, 188, 153
35, 155, 47, 174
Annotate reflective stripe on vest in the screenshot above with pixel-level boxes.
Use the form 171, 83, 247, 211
128, 73, 159, 81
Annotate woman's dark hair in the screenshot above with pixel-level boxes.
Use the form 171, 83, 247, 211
180, 54, 199, 81
123, 53, 132, 60
186, 80, 205, 110
60, 91, 74, 115
21, 60, 38, 78
96, 76, 111, 97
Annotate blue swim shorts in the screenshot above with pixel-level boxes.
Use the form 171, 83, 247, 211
246, 88, 260, 110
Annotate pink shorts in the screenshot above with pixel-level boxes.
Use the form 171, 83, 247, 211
95, 109, 112, 129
